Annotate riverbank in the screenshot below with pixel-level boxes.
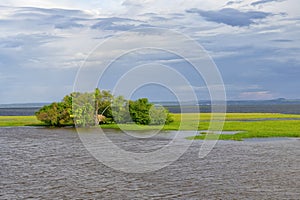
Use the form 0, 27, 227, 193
0, 116, 45, 127
1, 113, 300, 140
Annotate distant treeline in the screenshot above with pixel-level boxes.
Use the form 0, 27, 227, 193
2, 100, 300, 116
165, 104, 300, 114
0, 108, 41, 116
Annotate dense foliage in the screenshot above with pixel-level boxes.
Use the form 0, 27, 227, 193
35, 95, 73, 127
35, 89, 173, 127
129, 98, 152, 125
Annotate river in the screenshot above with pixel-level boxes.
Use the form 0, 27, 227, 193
0, 127, 299, 199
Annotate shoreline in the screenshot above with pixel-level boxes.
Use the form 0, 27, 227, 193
1, 113, 300, 141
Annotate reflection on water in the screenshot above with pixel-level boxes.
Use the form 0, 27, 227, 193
1, 127, 299, 199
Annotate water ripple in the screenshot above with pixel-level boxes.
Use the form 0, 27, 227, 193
0, 127, 299, 199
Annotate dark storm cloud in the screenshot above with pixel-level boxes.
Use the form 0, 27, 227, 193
3, 7, 89, 29
91, 17, 151, 31
225, 1, 242, 6
271, 39, 293, 42
186, 8, 271, 27
18, 6, 89, 17
251, 0, 285, 6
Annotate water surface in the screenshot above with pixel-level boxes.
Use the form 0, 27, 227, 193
1, 127, 299, 199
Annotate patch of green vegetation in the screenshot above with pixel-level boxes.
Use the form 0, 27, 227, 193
186, 115, 300, 141
100, 113, 300, 140
0, 116, 45, 127
2, 113, 300, 141
35, 89, 173, 127
100, 113, 200, 131
170, 113, 300, 121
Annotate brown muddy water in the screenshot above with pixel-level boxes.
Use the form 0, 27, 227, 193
1, 127, 299, 199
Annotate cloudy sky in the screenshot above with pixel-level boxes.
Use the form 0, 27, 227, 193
0, 0, 299, 104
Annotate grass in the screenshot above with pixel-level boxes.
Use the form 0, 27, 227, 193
0, 116, 45, 127
168, 113, 300, 121
101, 113, 300, 140
189, 120, 300, 141
1, 113, 300, 141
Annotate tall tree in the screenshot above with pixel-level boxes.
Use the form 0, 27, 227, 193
72, 92, 95, 127
96, 89, 114, 122
111, 96, 130, 123
94, 88, 101, 125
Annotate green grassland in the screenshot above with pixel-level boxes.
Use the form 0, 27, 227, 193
1, 113, 300, 141
188, 120, 300, 141
101, 113, 300, 140
0, 116, 44, 127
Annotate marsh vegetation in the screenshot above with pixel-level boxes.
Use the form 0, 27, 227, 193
2, 113, 299, 141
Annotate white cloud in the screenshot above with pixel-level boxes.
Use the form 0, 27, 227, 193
0, 0, 299, 103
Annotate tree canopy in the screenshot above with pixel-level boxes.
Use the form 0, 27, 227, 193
35, 89, 173, 127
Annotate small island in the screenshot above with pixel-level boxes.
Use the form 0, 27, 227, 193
35, 88, 173, 127
1, 89, 300, 141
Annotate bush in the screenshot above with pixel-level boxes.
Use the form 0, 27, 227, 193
35, 101, 72, 127
35, 89, 173, 127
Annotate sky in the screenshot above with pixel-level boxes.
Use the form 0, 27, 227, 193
0, 0, 299, 104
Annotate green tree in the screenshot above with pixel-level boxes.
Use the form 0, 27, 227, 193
94, 88, 101, 125
149, 105, 174, 125
35, 100, 73, 127
73, 102, 94, 127
72, 92, 96, 127
111, 96, 130, 123
35, 89, 174, 127
129, 98, 152, 125
96, 89, 114, 123
71, 89, 114, 126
